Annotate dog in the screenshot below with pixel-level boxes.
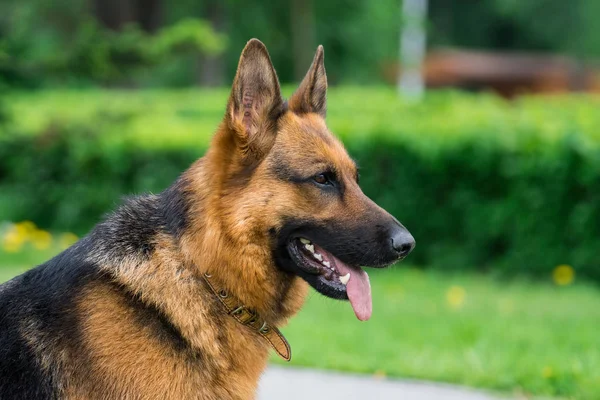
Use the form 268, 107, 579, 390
0, 39, 414, 399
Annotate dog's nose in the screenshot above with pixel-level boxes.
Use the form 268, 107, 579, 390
390, 226, 415, 258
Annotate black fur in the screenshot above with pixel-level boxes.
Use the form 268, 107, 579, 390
0, 240, 103, 399
0, 185, 192, 399
160, 177, 191, 238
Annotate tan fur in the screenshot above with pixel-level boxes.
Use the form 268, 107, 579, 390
58, 232, 274, 399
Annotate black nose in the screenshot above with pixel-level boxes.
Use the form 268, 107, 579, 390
390, 226, 415, 258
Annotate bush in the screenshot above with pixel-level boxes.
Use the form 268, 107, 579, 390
0, 0, 226, 88
1, 88, 600, 281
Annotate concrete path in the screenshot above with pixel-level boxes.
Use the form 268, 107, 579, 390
258, 366, 506, 400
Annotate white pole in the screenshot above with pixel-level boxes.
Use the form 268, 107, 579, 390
399, 0, 428, 100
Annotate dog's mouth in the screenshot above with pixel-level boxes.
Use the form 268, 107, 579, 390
287, 237, 372, 321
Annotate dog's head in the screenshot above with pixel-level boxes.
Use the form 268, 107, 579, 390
212, 39, 414, 321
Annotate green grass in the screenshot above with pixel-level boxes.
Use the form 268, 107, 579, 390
280, 269, 600, 399
1, 248, 599, 399
0, 248, 58, 282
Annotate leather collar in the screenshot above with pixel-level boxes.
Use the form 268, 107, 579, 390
201, 272, 291, 361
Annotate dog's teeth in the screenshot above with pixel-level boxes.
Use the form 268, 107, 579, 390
324, 269, 335, 281
314, 253, 323, 261
305, 244, 315, 253
339, 273, 351, 285
322, 261, 331, 268
300, 238, 311, 244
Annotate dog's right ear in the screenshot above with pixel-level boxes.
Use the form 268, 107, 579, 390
225, 39, 284, 152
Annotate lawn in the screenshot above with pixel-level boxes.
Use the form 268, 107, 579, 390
282, 268, 600, 400
1, 241, 598, 399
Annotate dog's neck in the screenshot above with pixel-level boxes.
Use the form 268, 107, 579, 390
165, 144, 307, 326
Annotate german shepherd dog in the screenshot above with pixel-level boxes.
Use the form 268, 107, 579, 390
0, 39, 414, 399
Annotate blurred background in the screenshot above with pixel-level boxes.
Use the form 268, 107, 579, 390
1, 0, 599, 399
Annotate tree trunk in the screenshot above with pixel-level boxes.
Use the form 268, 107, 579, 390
196, 1, 226, 87
135, 0, 162, 33
92, 0, 134, 31
399, 0, 428, 100
290, 0, 316, 81
92, 0, 162, 32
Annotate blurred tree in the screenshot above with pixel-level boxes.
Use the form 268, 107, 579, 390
1, 0, 599, 87
493, 0, 600, 58
0, 0, 225, 87
196, 1, 227, 86
429, 0, 600, 59
93, 0, 163, 33
290, 0, 316, 80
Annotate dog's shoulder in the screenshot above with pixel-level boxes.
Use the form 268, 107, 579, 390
0, 237, 102, 398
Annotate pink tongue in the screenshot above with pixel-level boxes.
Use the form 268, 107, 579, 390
313, 244, 372, 321
341, 263, 372, 321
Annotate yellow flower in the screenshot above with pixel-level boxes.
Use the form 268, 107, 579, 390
552, 264, 575, 286
542, 366, 554, 379
59, 232, 79, 250
15, 221, 37, 237
446, 285, 466, 310
30, 229, 52, 250
2, 229, 25, 253
373, 369, 386, 379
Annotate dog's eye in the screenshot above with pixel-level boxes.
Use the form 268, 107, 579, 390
313, 173, 331, 186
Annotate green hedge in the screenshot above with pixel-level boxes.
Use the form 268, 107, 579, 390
1, 89, 600, 281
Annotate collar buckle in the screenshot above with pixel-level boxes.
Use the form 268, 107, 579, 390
202, 272, 292, 361
230, 305, 245, 316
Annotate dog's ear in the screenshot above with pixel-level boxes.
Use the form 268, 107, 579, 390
289, 45, 327, 119
226, 39, 284, 152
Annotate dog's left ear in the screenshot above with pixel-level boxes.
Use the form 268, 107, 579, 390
226, 39, 285, 151
289, 45, 327, 119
